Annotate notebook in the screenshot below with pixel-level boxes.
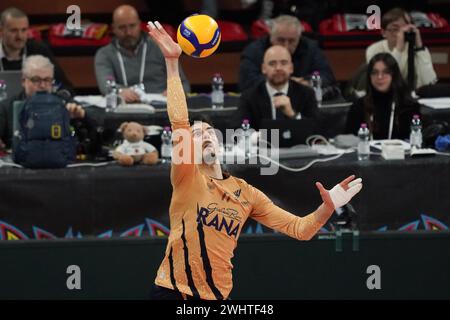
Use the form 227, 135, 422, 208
259, 118, 319, 148
0, 70, 22, 99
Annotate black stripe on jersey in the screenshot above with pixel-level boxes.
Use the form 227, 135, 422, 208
196, 214, 224, 300
168, 246, 179, 292
181, 219, 200, 299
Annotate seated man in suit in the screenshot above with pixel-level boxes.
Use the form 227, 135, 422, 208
0, 7, 73, 92
238, 45, 319, 130
0, 55, 90, 150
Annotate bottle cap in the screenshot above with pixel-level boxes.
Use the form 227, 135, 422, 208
360, 123, 367, 128
413, 114, 420, 120
242, 119, 249, 125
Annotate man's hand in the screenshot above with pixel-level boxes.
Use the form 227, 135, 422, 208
65, 103, 86, 119
291, 76, 311, 87
119, 88, 140, 103
316, 175, 363, 211
273, 95, 296, 118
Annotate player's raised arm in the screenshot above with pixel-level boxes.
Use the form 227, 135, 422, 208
147, 21, 189, 127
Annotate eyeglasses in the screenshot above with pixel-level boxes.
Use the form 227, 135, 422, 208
27, 76, 54, 85
385, 26, 401, 33
267, 60, 290, 67
370, 70, 392, 77
274, 37, 298, 45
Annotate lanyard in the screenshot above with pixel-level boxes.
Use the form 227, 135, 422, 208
388, 102, 396, 140
116, 41, 147, 87
370, 101, 396, 140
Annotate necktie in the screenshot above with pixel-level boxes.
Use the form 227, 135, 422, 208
273, 92, 285, 120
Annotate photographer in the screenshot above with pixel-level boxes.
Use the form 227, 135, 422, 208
366, 8, 437, 90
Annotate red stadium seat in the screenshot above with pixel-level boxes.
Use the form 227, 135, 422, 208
27, 26, 42, 41
217, 20, 248, 42
48, 23, 111, 47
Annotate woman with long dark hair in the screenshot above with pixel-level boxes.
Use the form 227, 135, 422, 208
346, 52, 422, 140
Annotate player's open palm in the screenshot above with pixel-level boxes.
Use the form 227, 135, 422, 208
316, 175, 363, 210
147, 21, 182, 59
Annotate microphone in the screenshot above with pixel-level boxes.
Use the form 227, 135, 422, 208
54, 89, 72, 104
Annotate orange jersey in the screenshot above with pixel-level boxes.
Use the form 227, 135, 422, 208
154, 77, 326, 300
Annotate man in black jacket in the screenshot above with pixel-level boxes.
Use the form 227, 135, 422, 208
0, 7, 73, 92
239, 15, 335, 92
238, 45, 319, 130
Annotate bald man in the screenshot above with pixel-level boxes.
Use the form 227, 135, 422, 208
95, 5, 190, 102
238, 45, 319, 130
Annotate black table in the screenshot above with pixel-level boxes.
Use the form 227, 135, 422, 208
1, 152, 449, 240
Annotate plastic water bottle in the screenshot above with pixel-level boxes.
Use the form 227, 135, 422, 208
161, 126, 172, 162
211, 73, 224, 110
105, 76, 118, 112
241, 119, 251, 157
0, 80, 7, 102
410, 114, 422, 149
311, 71, 322, 107
357, 123, 370, 161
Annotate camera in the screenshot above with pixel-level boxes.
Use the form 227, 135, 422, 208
404, 30, 416, 45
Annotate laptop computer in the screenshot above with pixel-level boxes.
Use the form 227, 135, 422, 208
259, 118, 319, 148
0, 70, 23, 99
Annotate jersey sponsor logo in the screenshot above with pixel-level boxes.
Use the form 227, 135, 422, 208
196, 203, 241, 238
233, 189, 241, 198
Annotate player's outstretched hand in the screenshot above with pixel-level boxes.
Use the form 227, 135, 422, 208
147, 21, 182, 59
315, 175, 362, 210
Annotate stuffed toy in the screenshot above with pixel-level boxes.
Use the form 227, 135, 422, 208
113, 122, 159, 166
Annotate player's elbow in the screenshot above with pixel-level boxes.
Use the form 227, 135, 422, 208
299, 232, 315, 241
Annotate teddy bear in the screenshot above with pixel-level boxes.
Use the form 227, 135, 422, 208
113, 122, 159, 166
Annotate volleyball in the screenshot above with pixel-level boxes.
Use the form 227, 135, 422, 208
177, 14, 221, 58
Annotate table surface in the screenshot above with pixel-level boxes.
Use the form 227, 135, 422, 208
1, 151, 449, 240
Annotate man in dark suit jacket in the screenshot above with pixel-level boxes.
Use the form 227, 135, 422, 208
238, 45, 319, 130
0, 7, 73, 93
239, 15, 336, 92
